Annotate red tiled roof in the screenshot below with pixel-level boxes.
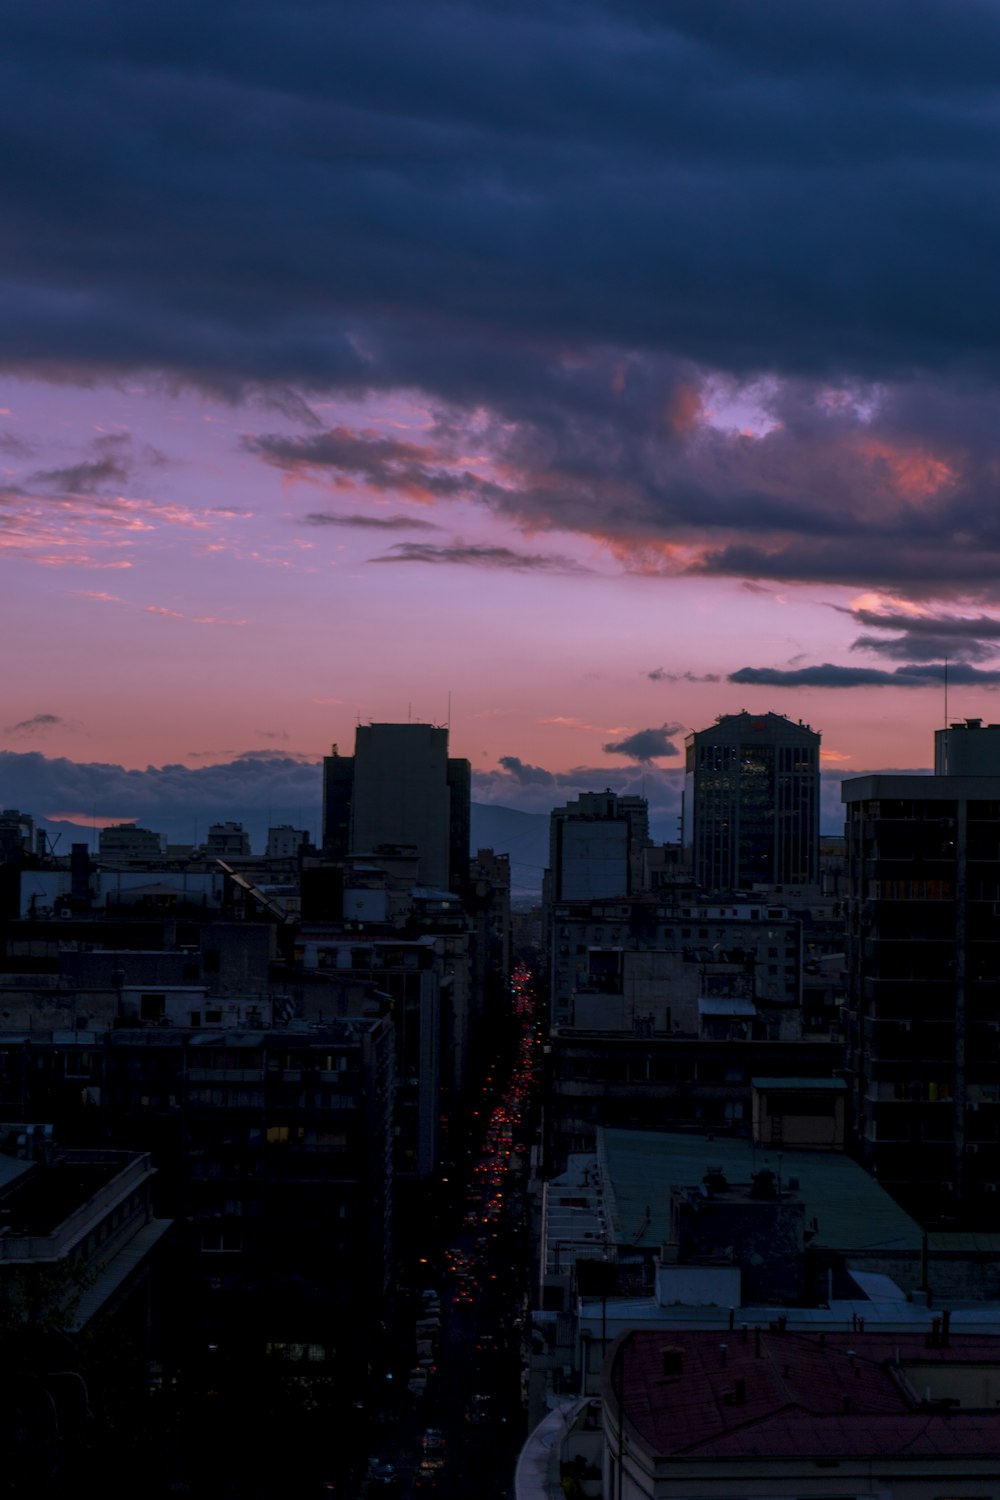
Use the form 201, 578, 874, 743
610, 1330, 1000, 1460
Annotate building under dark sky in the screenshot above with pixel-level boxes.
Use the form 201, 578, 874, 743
686, 711, 820, 894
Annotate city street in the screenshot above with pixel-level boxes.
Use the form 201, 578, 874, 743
359, 966, 543, 1500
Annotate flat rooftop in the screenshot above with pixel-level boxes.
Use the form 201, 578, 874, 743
596, 1128, 922, 1254
0, 1159, 122, 1235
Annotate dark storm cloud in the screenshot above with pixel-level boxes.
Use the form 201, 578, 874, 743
729, 662, 1000, 688
367, 542, 589, 571
8, 0, 1000, 386
603, 725, 684, 761
11, 3, 1000, 590
302, 512, 440, 531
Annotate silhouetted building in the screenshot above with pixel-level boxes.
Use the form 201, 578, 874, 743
321, 724, 471, 895
98, 824, 165, 865
935, 716, 1000, 775
202, 821, 251, 858
843, 770, 1000, 1217
686, 711, 820, 892
546, 790, 650, 903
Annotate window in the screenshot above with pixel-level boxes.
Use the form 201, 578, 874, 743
140, 992, 165, 1022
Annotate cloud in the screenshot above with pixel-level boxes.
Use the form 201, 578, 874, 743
851, 632, 999, 663
647, 667, 721, 683
367, 541, 589, 571
839, 604, 1000, 664
9, 4, 1000, 594
0, 750, 325, 847
482, 756, 687, 835
602, 724, 684, 761
28, 434, 133, 495
497, 756, 556, 786
301, 510, 440, 531
5, 713, 64, 737
729, 661, 1000, 688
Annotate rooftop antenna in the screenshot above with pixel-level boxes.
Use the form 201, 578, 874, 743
408, 702, 412, 722
944, 656, 949, 730
447, 690, 451, 730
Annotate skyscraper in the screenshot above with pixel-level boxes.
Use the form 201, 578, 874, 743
842, 718, 1000, 1216
321, 723, 471, 895
686, 711, 820, 892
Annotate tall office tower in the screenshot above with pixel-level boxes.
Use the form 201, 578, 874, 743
546, 789, 650, 902
321, 723, 471, 894
843, 722, 1000, 1217
686, 711, 820, 892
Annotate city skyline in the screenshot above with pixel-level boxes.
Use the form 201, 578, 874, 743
4, 4, 1000, 795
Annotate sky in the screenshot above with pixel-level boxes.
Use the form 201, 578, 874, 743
4, 0, 1000, 835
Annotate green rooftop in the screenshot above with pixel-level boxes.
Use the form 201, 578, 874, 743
595, 1127, 922, 1254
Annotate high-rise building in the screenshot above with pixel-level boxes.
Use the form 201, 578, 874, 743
686, 712, 820, 892
843, 729, 1000, 1217
321, 723, 471, 895
546, 789, 650, 903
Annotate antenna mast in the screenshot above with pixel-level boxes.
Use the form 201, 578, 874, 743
944, 656, 949, 729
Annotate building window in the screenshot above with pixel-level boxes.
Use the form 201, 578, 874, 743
140, 992, 165, 1021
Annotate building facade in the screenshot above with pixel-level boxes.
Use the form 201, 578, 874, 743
843, 772, 1000, 1218
546, 792, 650, 905
321, 724, 471, 896
686, 712, 820, 893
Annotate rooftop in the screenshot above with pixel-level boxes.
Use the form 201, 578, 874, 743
596, 1128, 921, 1254
0, 1159, 121, 1235
606, 1329, 1000, 1460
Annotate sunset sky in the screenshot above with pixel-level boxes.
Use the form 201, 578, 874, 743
4, 1, 1000, 834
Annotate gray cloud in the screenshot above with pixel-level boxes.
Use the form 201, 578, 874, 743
5, 713, 64, 736
842, 605, 1000, 665
647, 667, 720, 683
729, 661, 1000, 688
481, 757, 687, 838
848, 607, 1000, 640
497, 756, 556, 787
367, 542, 589, 571
851, 632, 999, 663
302, 511, 440, 531
0, 750, 324, 848
27, 434, 139, 496
603, 724, 684, 761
